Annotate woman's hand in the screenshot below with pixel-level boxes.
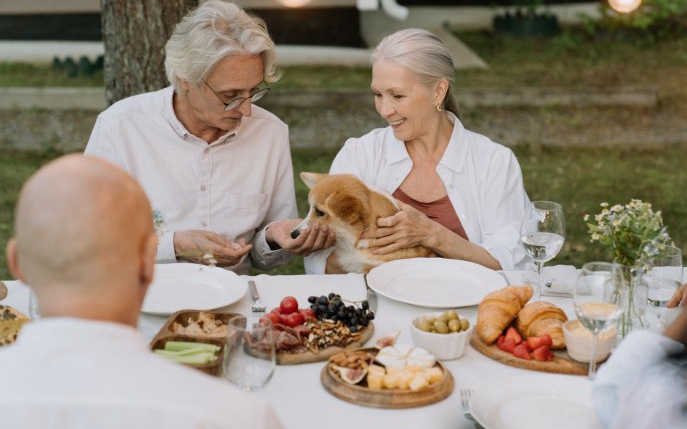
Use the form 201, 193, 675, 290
667, 283, 687, 308
359, 201, 436, 254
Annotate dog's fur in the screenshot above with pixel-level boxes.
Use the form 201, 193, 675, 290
292, 172, 434, 274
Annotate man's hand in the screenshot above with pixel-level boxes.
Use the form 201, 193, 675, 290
173, 230, 252, 267
266, 219, 335, 256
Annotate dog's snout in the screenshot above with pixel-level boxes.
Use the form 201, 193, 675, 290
290, 229, 301, 239
290, 218, 309, 240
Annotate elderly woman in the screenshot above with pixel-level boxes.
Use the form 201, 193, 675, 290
85, 1, 333, 274
305, 28, 529, 274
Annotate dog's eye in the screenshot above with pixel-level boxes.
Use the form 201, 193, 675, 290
315, 208, 325, 217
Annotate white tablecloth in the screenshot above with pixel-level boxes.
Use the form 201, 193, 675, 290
3, 267, 676, 429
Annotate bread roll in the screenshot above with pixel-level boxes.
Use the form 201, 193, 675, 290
515, 301, 568, 349
476, 285, 533, 345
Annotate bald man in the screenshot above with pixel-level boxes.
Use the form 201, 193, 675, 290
0, 155, 282, 429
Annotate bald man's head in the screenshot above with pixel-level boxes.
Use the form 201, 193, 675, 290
10, 154, 154, 295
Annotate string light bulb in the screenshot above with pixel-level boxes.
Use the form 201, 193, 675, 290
277, 0, 314, 7
608, 0, 643, 13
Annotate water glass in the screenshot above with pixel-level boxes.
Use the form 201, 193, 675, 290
28, 289, 41, 320
223, 315, 275, 391
647, 245, 683, 309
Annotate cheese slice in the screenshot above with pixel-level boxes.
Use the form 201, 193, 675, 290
375, 345, 436, 369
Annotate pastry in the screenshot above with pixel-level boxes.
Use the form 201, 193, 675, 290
0, 305, 30, 346
516, 301, 568, 349
476, 285, 533, 345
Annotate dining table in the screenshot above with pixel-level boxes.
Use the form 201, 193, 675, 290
1, 265, 676, 429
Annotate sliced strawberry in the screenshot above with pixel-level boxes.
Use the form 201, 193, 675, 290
513, 343, 531, 360
497, 334, 506, 347
521, 341, 533, 353
532, 345, 554, 362
497, 337, 517, 353
505, 326, 522, 344
526, 334, 553, 350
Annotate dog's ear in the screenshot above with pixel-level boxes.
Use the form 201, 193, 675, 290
300, 172, 327, 189
330, 192, 364, 224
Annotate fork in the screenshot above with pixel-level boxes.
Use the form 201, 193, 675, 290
248, 280, 265, 313
461, 388, 482, 428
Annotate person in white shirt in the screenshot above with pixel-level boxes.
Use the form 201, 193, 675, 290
593, 307, 687, 429
85, 1, 333, 274
305, 28, 529, 274
0, 154, 283, 429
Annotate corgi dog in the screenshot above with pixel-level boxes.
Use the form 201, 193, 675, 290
292, 172, 434, 274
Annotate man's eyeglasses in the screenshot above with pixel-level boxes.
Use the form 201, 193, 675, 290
203, 80, 270, 111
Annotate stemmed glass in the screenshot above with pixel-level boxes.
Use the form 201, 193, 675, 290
223, 315, 276, 391
520, 201, 566, 301
573, 262, 625, 379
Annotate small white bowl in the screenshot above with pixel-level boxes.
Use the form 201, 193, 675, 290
562, 319, 616, 363
410, 312, 473, 360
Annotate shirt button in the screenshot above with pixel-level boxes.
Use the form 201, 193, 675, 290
200, 185, 206, 192
204, 148, 210, 154
201, 221, 207, 227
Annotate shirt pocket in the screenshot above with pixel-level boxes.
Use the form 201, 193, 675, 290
222, 193, 269, 231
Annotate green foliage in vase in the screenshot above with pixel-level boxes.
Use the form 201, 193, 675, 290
585, 199, 673, 267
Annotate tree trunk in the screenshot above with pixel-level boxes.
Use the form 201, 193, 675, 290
101, 0, 198, 106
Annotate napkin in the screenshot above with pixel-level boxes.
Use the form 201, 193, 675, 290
250, 273, 367, 312
503, 265, 577, 297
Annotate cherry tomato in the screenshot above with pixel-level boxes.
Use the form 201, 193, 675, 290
300, 308, 316, 321
284, 311, 305, 327
262, 312, 281, 326
279, 296, 299, 315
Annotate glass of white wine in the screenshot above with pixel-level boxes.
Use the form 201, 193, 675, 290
573, 262, 626, 379
520, 201, 566, 301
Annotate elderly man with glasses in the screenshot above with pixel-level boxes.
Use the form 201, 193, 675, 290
86, 1, 334, 273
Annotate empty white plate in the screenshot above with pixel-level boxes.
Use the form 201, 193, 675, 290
366, 258, 506, 308
470, 375, 602, 429
142, 263, 247, 316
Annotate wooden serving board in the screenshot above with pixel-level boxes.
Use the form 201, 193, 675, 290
320, 348, 454, 409
276, 323, 374, 365
150, 309, 239, 345
469, 330, 597, 376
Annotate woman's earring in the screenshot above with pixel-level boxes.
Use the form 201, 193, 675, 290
435, 104, 443, 112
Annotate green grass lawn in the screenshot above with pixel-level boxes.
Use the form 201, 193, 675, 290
2, 144, 685, 280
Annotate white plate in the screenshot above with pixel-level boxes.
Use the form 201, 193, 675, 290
470, 376, 602, 429
142, 263, 247, 316
365, 258, 506, 308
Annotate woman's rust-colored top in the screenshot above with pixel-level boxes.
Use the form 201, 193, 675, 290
392, 187, 469, 241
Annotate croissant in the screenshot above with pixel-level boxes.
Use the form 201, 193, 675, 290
515, 301, 568, 349
476, 285, 533, 345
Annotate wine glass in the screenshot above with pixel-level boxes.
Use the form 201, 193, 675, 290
573, 262, 625, 379
520, 201, 566, 301
222, 315, 276, 391
646, 245, 683, 311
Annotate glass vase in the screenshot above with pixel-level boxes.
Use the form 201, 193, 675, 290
615, 263, 649, 337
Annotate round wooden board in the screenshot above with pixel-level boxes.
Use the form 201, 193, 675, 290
469, 330, 600, 376
277, 323, 374, 365
320, 348, 454, 409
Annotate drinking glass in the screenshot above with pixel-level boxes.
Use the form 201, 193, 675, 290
223, 315, 275, 391
646, 245, 683, 310
573, 262, 625, 379
28, 289, 41, 320
520, 201, 566, 300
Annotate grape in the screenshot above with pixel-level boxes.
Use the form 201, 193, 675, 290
306, 292, 375, 330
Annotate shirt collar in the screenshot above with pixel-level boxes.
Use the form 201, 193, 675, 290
163, 86, 239, 145
384, 111, 467, 173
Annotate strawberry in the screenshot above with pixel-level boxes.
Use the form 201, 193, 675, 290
497, 334, 506, 347
526, 334, 553, 350
504, 327, 522, 344
513, 343, 531, 360
532, 345, 554, 362
497, 337, 517, 353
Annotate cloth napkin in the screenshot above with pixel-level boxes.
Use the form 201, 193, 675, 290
503, 264, 578, 296
249, 273, 367, 312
